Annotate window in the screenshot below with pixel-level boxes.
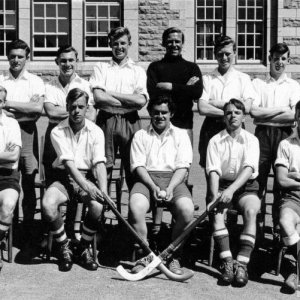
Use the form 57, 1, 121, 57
237, 0, 264, 62
196, 0, 225, 61
84, 0, 122, 59
32, 0, 70, 58
0, 0, 17, 58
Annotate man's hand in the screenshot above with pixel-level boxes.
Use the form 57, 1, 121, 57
164, 186, 174, 202
85, 182, 104, 203
30, 94, 41, 103
4, 142, 16, 152
219, 187, 234, 203
156, 82, 172, 91
186, 76, 199, 86
287, 172, 300, 182
151, 185, 162, 203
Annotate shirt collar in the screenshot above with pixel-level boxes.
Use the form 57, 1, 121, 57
266, 72, 289, 83
60, 117, 92, 132
219, 128, 245, 142
0, 112, 7, 125
148, 123, 175, 136
212, 66, 237, 79
109, 57, 135, 68
8, 68, 29, 80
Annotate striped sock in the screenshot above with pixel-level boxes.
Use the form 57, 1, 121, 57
237, 233, 256, 265
0, 220, 10, 241
80, 216, 98, 248
49, 216, 67, 245
213, 228, 232, 260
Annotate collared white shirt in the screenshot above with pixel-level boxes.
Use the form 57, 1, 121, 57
275, 130, 300, 172
201, 67, 256, 103
130, 124, 193, 172
89, 58, 149, 114
206, 128, 259, 181
51, 118, 106, 170
252, 73, 300, 126
0, 113, 22, 169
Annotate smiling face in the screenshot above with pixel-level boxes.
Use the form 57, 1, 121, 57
7, 48, 28, 78
0, 87, 6, 113
164, 32, 183, 57
67, 95, 87, 125
110, 34, 131, 64
150, 103, 173, 135
224, 103, 245, 132
56, 51, 77, 79
215, 43, 235, 75
269, 51, 289, 79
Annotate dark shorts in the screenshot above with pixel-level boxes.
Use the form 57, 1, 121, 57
219, 179, 259, 208
279, 191, 300, 217
0, 169, 21, 193
47, 169, 97, 203
130, 172, 192, 208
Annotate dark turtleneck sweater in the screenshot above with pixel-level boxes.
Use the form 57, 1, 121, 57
147, 55, 203, 129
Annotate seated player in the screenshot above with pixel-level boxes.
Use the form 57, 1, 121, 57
275, 100, 300, 293
128, 94, 194, 275
42, 88, 107, 272
207, 99, 260, 287
0, 86, 22, 270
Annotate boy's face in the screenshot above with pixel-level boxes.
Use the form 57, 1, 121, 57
67, 95, 87, 125
269, 51, 289, 78
7, 48, 28, 75
215, 43, 235, 74
56, 51, 77, 78
224, 104, 245, 131
150, 103, 173, 134
110, 34, 131, 63
164, 32, 183, 57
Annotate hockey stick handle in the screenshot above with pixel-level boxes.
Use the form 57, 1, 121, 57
159, 196, 221, 261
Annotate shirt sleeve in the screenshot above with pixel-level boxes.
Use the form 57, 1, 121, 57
242, 135, 260, 179
275, 140, 290, 169
51, 127, 74, 164
251, 78, 262, 107
130, 131, 147, 172
89, 63, 107, 91
8, 119, 22, 148
146, 62, 158, 100
289, 81, 300, 108
206, 138, 222, 176
135, 66, 149, 101
92, 127, 106, 166
200, 75, 210, 102
241, 74, 257, 103
174, 130, 193, 169
44, 83, 58, 105
33, 76, 46, 97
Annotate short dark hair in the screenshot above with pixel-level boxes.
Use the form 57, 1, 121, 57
162, 27, 185, 45
223, 98, 245, 115
56, 45, 78, 60
147, 94, 176, 115
6, 39, 30, 57
108, 27, 131, 43
269, 43, 290, 58
214, 35, 236, 53
66, 88, 89, 107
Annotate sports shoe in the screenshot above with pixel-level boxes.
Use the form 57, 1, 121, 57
234, 262, 248, 287
58, 241, 73, 272
131, 255, 152, 274
284, 272, 298, 293
219, 258, 234, 284
167, 258, 184, 275
78, 248, 98, 271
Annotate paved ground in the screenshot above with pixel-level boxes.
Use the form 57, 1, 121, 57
1, 113, 299, 299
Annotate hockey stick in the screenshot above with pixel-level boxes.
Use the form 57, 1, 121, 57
101, 192, 194, 282
116, 196, 222, 281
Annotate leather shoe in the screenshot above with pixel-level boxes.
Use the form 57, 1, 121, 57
78, 248, 98, 271
167, 258, 184, 276
234, 262, 248, 287
220, 258, 234, 284
58, 241, 73, 272
284, 272, 297, 293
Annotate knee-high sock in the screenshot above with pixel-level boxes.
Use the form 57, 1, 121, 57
237, 233, 256, 265
49, 215, 67, 245
80, 215, 99, 248
213, 228, 232, 260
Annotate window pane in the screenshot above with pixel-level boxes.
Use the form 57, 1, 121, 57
248, 0, 255, 6
0, 15, 3, 26
6, 30, 16, 41
197, 48, 204, 60
248, 8, 254, 20
34, 4, 44, 17
86, 5, 96, 18
256, 8, 263, 19
197, 23, 205, 33
238, 8, 245, 20
6, 14, 15, 26
207, 48, 213, 60
239, 0, 246, 5
34, 20, 44, 33
98, 36, 108, 47
110, 6, 119, 18
215, 8, 222, 19
197, 0, 205, 5
86, 21, 96, 33
256, 0, 263, 5
0, 0, 3, 10
197, 35, 204, 46
5, 0, 15, 10
238, 48, 245, 60
0, 42, 4, 56
206, 23, 213, 33
46, 19, 56, 32
247, 34, 254, 45
215, 0, 223, 5
238, 23, 245, 33
255, 34, 262, 45
98, 6, 108, 18
46, 35, 56, 47
215, 22, 223, 34
58, 35, 68, 47
58, 4, 68, 18
86, 36, 97, 47
255, 48, 262, 60
256, 23, 263, 34
247, 48, 253, 59
207, 8, 213, 19
206, 34, 214, 46
34, 36, 45, 47
58, 19, 68, 32
247, 23, 254, 32
238, 35, 245, 46
110, 20, 120, 29
98, 21, 108, 32
0, 30, 4, 40
46, 4, 56, 18
198, 8, 204, 19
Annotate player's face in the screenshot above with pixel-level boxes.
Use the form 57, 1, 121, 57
150, 103, 172, 134
215, 43, 235, 74
7, 48, 28, 76
269, 51, 289, 78
224, 104, 245, 131
164, 32, 183, 57
0, 88, 6, 112
68, 96, 87, 125
110, 35, 131, 63
56, 51, 77, 77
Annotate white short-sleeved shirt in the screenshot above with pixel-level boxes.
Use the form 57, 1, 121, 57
89, 58, 149, 115
45, 74, 94, 123
130, 124, 193, 172
275, 131, 300, 172
201, 67, 256, 104
0, 69, 45, 122
51, 118, 106, 170
206, 128, 259, 181
252, 74, 300, 127
0, 113, 22, 169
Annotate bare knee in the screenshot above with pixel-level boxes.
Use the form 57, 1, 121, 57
42, 194, 60, 222
244, 207, 259, 222
279, 211, 295, 234
0, 198, 17, 220
88, 200, 103, 219
213, 213, 226, 230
